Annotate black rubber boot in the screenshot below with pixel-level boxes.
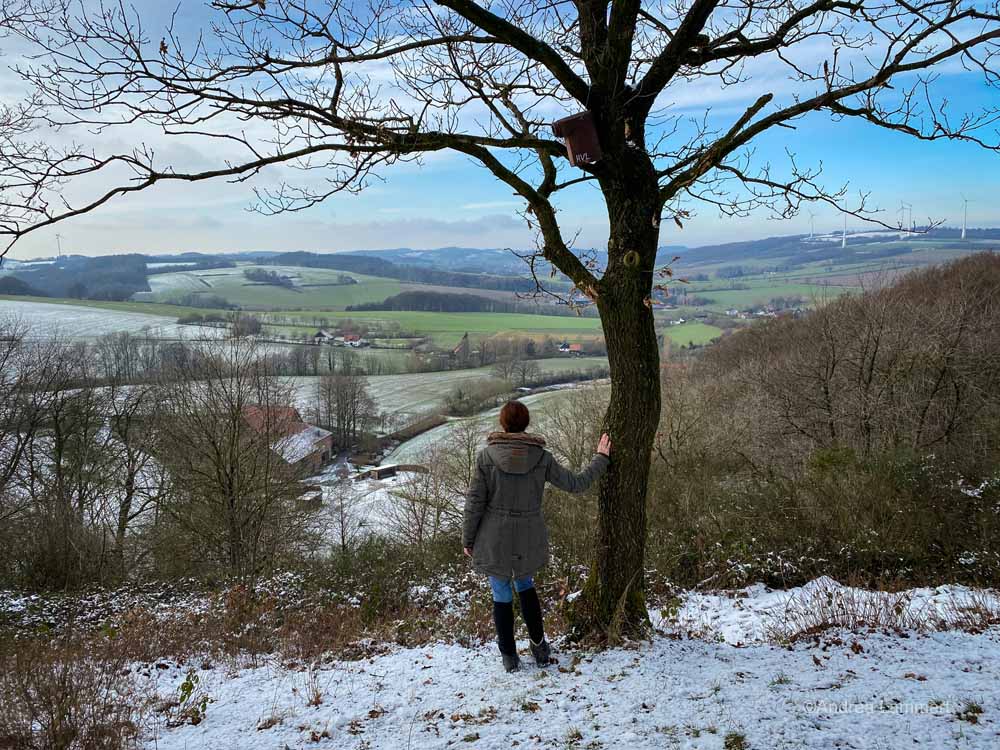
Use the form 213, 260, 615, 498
517, 587, 551, 667
492, 601, 520, 672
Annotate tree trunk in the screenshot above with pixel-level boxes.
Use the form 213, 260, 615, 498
568, 168, 663, 642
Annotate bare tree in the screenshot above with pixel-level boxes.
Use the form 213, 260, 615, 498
388, 418, 483, 543
709, 255, 1000, 470
512, 358, 542, 387
95, 331, 142, 384
545, 385, 611, 471
3, 0, 1000, 636
386, 467, 452, 547
491, 357, 518, 383
287, 344, 311, 376
0, 320, 43, 515
323, 477, 363, 554
101, 382, 169, 581
10, 342, 120, 587
314, 372, 377, 448
151, 339, 312, 581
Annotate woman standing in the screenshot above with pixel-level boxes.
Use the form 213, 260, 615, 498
463, 400, 611, 672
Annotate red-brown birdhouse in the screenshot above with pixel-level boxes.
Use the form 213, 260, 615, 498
552, 111, 602, 167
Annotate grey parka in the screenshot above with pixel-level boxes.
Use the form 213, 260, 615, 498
463, 432, 610, 578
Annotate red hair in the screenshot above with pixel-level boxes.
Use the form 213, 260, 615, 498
499, 400, 530, 433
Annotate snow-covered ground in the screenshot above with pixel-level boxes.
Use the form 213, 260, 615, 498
667, 576, 1000, 646
286, 360, 607, 428
308, 465, 428, 539
0, 300, 225, 340
142, 578, 1000, 749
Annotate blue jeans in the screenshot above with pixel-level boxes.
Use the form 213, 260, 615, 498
488, 575, 535, 603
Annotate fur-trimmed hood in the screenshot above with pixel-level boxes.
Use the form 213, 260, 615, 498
486, 432, 546, 447
485, 432, 547, 474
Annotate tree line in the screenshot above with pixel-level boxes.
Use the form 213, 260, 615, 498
3, 256, 236, 302
266, 252, 560, 294
243, 268, 296, 289
347, 289, 598, 318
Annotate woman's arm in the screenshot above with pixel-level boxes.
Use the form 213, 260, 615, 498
545, 433, 612, 493
462, 452, 489, 552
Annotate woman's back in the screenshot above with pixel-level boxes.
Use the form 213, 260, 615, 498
464, 430, 609, 579
460, 399, 611, 673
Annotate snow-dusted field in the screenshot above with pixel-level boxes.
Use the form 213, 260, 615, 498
383, 390, 566, 464
142, 578, 1000, 749
0, 300, 222, 340
287, 358, 607, 426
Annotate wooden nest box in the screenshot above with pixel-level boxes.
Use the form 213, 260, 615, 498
552, 111, 602, 167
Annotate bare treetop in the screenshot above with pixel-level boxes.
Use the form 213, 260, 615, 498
2, 0, 998, 270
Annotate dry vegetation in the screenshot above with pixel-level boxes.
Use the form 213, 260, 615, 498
647, 254, 1000, 588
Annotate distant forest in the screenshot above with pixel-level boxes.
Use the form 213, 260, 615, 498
0, 276, 44, 297
348, 290, 524, 313
3, 257, 234, 301
347, 290, 598, 317
267, 252, 549, 293
7, 255, 151, 301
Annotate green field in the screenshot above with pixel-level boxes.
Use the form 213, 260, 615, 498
671, 240, 993, 314
683, 281, 854, 309
0, 293, 723, 348
271, 310, 721, 347
662, 322, 724, 346
267, 309, 606, 347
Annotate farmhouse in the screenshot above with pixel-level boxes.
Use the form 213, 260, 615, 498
558, 342, 584, 355
243, 405, 334, 473
344, 334, 371, 348
312, 329, 336, 344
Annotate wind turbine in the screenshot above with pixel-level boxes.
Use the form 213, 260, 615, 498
55, 233, 64, 259
808, 211, 817, 239
841, 214, 847, 249
961, 194, 970, 240
900, 202, 913, 237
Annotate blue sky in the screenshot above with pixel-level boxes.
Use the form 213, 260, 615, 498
3, 1, 998, 259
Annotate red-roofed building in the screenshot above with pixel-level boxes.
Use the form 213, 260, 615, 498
242, 406, 334, 472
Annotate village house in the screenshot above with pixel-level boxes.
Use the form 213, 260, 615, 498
557, 341, 584, 356
242, 405, 334, 473
343, 334, 371, 348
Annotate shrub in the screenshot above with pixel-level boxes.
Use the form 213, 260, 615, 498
0, 637, 148, 750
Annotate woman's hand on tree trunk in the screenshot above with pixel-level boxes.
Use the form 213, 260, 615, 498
597, 433, 612, 457
463, 546, 473, 558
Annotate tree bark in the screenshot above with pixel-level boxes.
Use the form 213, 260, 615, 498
568, 156, 663, 641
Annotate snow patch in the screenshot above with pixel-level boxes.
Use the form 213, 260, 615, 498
142, 627, 1000, 749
